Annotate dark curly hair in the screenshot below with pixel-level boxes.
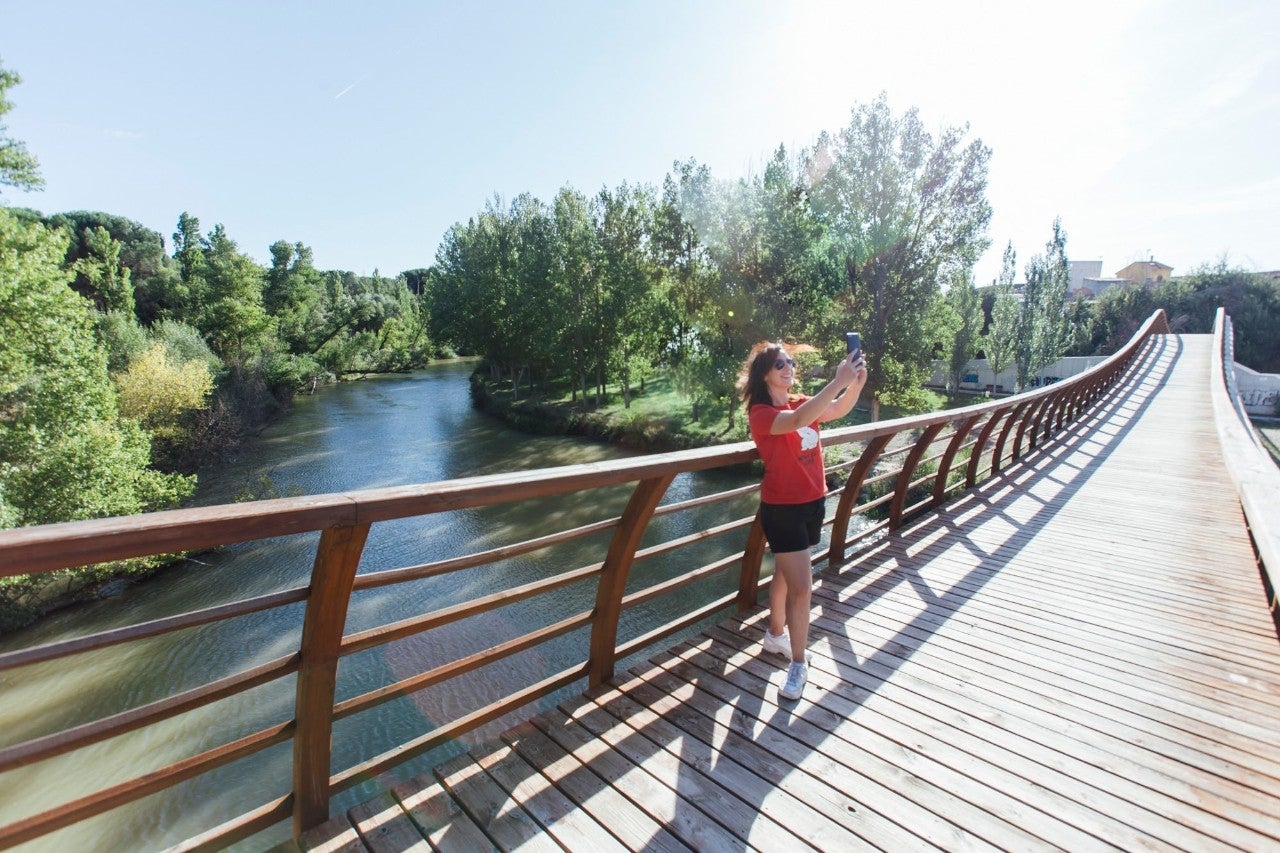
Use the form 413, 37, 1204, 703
737, 341, 816, 413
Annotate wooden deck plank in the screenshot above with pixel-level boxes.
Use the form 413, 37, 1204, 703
620, 649, 1045, 852
565, 679, 897, 851
293, 812, 365, 852
347, 793, 431, 853
650, 638, 1136, 851
500, 720, 692, 852
294, 333, 1280, 851
529, 706, 749, 851
472, 740, 627, 852
840, 568, 1280, 761
558, 696, 804, 850
787, 609, 1280, 842
818, 587, 1280, 798
434, 752, 560, 852
389, 773, 497, 852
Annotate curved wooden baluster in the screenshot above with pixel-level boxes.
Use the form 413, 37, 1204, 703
737, 509, 769, 613
890, 423, 946, 529
588, 474, 675, 686
1013, 397, 1047, 458
933, 415, 981, 505
828, 433, 893, 567
293, 523, 370, 834
965, 408, 1009, 488
991, 401, 1029, 475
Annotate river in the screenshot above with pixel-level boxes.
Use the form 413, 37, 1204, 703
0, 361, 781, 851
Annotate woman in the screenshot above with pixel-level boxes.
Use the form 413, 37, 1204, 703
740, 340, 866, 700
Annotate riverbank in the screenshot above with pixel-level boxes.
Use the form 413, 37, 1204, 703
468, 365, 949, 453
468, 371, 738, 452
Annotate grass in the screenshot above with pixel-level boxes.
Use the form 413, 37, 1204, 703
476, 367, 954, 451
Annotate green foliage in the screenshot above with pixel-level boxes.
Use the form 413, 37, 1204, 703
1014, 218, 1071, 389
153, 318, 221, 373
70, 225, 134, 314
984, 242, 1018, 379
96, 310, 149, 373
198, 224, 272, 358
943, 271, 982, 392
806, 93, 993, 416
0, 208, 194, 528
0, 61, 44, 195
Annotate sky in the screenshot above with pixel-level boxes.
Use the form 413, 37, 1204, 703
3, 0, 1278, 287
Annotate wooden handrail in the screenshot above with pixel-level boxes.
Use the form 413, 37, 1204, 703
0, 309, 1174, 850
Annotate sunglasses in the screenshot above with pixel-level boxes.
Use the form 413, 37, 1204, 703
773, 357, 796, 370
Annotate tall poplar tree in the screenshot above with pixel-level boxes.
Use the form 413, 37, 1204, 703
1014, 218, 1070, 389
985, 241, 1018, 388
944, 271, 982, 393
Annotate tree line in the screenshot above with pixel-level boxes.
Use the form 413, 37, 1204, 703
427, 96, 1000, 424
430, 97, 1279, 423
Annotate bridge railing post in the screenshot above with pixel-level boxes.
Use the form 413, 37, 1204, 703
890, 423, 946, 530
933, 415, 982, 506
293, 522, 370, 835
736, 510, 768, 613
587, 475, 675, 687
828, 433, 893, 567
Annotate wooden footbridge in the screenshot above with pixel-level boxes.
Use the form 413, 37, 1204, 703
1, 310, 1277, 851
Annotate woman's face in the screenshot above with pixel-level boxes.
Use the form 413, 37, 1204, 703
764, 348, 795, 392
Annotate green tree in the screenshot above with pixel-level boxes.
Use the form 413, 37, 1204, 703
265, 239, 327, 355
549, 186, 601, 404
0, 208, 193, 528
71, 225, 134, 314
171, 211, 206, 319
652, 168, 716, 369
0, 61, 43, 195
1153, 262, 1280, 371
664, 159, 756, 428
807, 94, 992, 418
96, 310, 149, 373
944, 271, 982, 393
199, 224, 272, 359
984, 242, 1018, 388
595, 183, 667, 408
49, 211, 176, 323
1015, 218, 1070, 389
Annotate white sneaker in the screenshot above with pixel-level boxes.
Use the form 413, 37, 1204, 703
762, 629, 791, 658
780, 661, 808, 700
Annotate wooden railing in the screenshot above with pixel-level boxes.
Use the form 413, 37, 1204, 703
0, 310, 1172, 850
1210, 308, 1280, 611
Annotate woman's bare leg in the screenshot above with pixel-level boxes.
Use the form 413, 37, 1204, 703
768, 561, 788, 637
771, 549, 813, 661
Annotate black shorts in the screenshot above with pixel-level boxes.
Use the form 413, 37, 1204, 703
759, 498, 825, 554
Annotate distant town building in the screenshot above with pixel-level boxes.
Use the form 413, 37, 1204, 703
1115, 258, 1174, 286
1063, 257, 1175, 301
993, 254, 1189, 303
1068, 259, 1130, 300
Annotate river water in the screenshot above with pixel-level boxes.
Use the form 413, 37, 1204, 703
0, 361, 780, 851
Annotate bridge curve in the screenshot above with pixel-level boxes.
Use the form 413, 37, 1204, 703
1, 311, 1277, 850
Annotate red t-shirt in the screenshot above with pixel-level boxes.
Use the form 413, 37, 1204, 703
749, 398, 826, 504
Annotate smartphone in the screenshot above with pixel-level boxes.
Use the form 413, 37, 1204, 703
845, 332, 861, 355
